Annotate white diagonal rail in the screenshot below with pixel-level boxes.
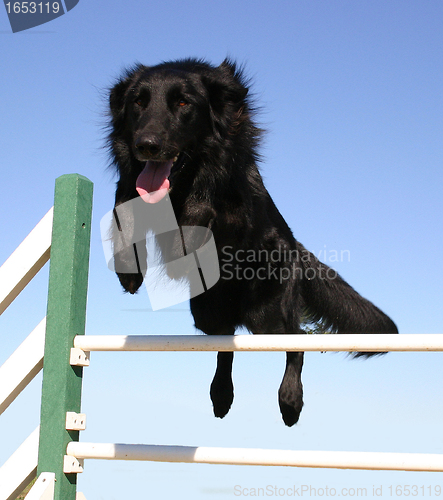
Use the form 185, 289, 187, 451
0, 208, 53, 316
0, 427, 39, 500
0, 209, 53, 500
0, 318, 46, 415
23, 472, 55, 500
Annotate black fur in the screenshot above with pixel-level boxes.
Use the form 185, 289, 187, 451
107, 58, 398, 426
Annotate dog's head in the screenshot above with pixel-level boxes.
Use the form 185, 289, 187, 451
108, 58, 251, 203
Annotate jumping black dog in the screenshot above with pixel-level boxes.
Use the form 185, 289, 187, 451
107, 58, 398, 426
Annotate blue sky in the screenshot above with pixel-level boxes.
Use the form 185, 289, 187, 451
1, 1, 443, 498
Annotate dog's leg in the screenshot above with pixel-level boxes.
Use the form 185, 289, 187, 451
250, 310, 304, 426
210, 351, 234, 418
190, 297, 236, 419
113, 189, 147, 295
249, 312, 304, 426
278, 351, 304, 427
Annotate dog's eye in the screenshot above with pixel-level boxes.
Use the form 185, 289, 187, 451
134, 95, 147, 107
178, 99, 188, 107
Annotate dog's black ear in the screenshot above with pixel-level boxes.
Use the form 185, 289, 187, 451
108, 75, 134, 158
202, 59, 249, 115
109, 64, 145, 121
109, 78, 131, 120
217, 59, 249, 101
108, 65, 146, 174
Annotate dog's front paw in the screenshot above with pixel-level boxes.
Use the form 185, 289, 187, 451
117, 272, 144, 294
278, 384, 303, 427
210, 375, 234, 418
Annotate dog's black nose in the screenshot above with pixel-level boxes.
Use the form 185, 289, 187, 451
135, 136, 162, 158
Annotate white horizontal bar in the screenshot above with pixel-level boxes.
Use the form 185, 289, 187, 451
0, 318, 46, 415
73, 333, 443, 353
0, 208, 53, 316
66, 442, 443, 472
0, 426, 39, 500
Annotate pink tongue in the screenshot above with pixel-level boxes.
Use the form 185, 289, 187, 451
136, 160, 173, 203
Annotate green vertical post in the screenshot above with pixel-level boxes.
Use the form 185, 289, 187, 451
37, 174, 93, 500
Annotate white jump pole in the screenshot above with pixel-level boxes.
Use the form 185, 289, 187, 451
0, 207, 53, 316
66, 442, 443, 472
73, 334, 443, 353
69, 333, 443, 474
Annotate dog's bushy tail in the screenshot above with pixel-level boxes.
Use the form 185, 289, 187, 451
297, 241, 398, 357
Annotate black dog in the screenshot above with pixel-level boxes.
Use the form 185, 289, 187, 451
107, 58, 398, 426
